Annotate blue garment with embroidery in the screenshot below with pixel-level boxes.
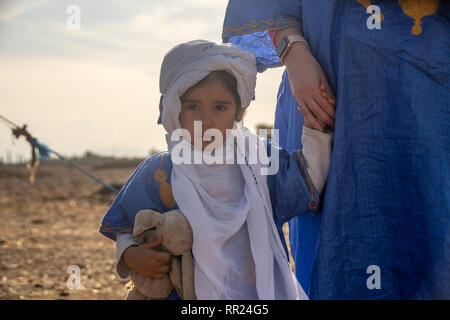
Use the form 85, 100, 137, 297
99, 144, 319, 299
223, 0, 450, 299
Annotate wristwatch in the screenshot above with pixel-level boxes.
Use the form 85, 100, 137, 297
276, 34, 309, 65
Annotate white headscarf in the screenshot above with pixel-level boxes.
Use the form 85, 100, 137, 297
159, 40, 307, 300
160, 40, 256, 133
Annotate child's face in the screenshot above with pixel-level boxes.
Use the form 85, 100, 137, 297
179, 77, 244, 150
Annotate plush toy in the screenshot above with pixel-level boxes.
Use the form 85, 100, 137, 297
126, 209, 196, 300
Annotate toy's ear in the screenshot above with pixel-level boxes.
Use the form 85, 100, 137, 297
133, 209, 165, 237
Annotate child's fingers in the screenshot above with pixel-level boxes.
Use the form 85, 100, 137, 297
153, 273, 166, 280
157, 264, 170, 274
156, 251, 172, 263
150, 264, 170, 279
143, 236, 163, 249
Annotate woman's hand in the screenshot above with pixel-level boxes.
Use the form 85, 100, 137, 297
122, 236, 171, 279
283, 41, 336, 132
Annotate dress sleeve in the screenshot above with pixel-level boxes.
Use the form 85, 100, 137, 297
267, 29, 279, 48
301, 126, 333, 195
268, 126, 332, 224
267, 146, 318, 224
222, 0, 301, 71
98, 161, 148, 241
115, 232, 138, 279
99, 152, 174, 241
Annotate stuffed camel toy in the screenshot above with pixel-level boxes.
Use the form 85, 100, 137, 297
126, 209, 196, 300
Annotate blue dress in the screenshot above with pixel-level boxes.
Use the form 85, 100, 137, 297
99, 144, 320, 299
223, 0, 450, 299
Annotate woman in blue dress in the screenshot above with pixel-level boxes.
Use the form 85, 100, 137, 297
223, 0, 450, 299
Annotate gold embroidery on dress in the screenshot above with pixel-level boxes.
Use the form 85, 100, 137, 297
295, 150, 319, 211
357, 0, 385, 22
100, 222, 132, 234
154, 152, 177, 208
399, 0, 440, 35
222, 17, 301, 37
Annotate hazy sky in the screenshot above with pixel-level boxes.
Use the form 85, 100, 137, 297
0, 0, 284, 162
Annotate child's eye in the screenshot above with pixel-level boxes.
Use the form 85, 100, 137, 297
216, 105, 226, 111
185, 105, 198, 111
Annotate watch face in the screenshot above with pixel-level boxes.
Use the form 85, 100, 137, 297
276, 37, 288, 57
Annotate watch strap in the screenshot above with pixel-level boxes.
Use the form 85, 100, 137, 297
278, 34, 309, 64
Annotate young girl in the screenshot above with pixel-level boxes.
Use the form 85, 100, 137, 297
99, 40, 333, 300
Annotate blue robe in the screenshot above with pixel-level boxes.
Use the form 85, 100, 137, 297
223, 0, 450, 299
99, 143, 320, 299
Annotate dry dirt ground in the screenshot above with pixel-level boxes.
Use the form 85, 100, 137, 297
0, 159, 293, 300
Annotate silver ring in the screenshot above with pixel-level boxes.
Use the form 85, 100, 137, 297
297, 104, 307, 111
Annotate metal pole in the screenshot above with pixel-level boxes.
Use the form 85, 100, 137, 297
0, 113, 120, 194
0, 114, 20, 128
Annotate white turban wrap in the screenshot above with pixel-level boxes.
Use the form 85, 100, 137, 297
157, 40, 307, 300
159, 40, 257, 134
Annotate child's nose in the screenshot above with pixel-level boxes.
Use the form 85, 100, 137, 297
199, 111, 213, 129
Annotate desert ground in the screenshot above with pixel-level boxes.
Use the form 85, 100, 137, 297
0, 158, 293, 300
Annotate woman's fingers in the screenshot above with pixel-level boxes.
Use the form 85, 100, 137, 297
320, 90, 335, 105
321, 91, 335, 105
319, 82, 336, 109
320, 81, 336, 101
294, 86, 335, 126
314, 95, 336, 121
305, 97, 335, 127
300, 104, 326, 132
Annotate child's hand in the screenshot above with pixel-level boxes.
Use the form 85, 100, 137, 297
122, 236, 172, 279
